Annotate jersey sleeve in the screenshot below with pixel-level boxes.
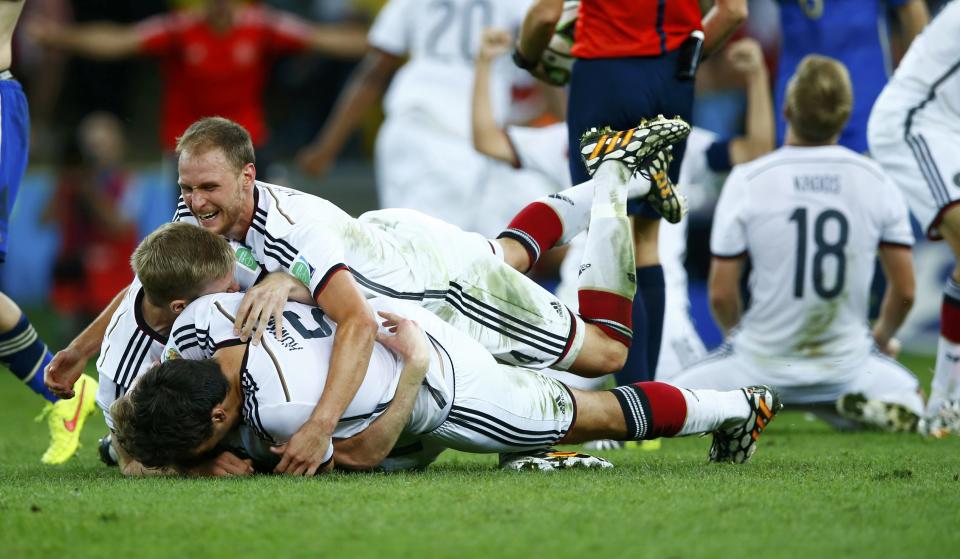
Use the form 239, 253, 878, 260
135, 13, 180, 56
879, 179, 915, 247
505, 123, 570, 187
710, 169, 750, 258
368, 0, 411, 56
261, 6, 313, 54
279, 221, 350, 300
164, 303, 212, 361
230, 241, 266, 290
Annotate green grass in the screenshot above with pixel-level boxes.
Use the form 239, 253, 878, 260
1, 352, 957, 559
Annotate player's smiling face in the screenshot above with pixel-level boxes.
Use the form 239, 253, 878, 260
178, 147, 254, 239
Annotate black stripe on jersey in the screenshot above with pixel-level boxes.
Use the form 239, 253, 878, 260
339, 401, 392, 423
117, 332, 150, 388
655, 0, 667, 55
240, 367, 275, 445
110, 330, 141, 384
126, 337, 155, 387
915, 134, 952, 203
450, 405, 566, 437
906, 135, 948, 206
312, 264, 349, 299
251, 223, 296, 267
350, 269, 447, 301
213, 339, 246, 351
447, 410, 563, 446
710, 250, 748, 260
904, 56, 960, 138
447, 282, 567, 344
248, 212, 300, 260
442, 293, 563, 357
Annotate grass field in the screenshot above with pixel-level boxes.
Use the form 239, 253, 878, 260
1, 348, 958, 558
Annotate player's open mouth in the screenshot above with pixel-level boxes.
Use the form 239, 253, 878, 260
196, 210, 219, 222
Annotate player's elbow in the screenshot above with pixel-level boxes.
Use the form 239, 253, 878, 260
890, 284, 916, 310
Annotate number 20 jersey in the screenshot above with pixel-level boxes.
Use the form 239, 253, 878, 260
711, 145, 914, 364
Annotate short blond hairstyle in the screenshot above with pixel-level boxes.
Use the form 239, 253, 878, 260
175, 117, 255, 173
785, 55, 853, 143
132, 222, 235, 306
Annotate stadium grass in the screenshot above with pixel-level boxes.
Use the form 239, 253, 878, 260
1, 353, 957, 559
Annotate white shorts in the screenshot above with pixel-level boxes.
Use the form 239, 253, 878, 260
869, 98, 960, 240
360, 209, 586, 370
670, 344, 924, 414
655, 299, 707, 380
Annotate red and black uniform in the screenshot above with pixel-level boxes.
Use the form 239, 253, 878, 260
134, 5, 312, 150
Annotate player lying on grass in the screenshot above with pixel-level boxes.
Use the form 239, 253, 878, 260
112, 288, 782, 475
671, 55, 923, 432
49, 114, 690, 474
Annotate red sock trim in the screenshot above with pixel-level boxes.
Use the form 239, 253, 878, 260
499, 202, 563, 265
942, 293, 960, 343
578, 290, 633, 347
633, 381, 686, 438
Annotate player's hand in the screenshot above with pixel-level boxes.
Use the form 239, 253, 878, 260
477, 28, 512, 62
271, 422, 331, 476
376, 311, 430, 370
727, 38, 766, 77
874, 333, 902, 358
44, 346, 87, 399
296, 143, 337, 177
234, 272, 296, 345
184, 451, 254, 477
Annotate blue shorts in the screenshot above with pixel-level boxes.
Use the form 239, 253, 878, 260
567, 52, 694, 218
0, 75, 29, 263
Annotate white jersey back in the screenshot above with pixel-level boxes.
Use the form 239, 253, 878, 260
164, 293, 403, 452
369, 0, 531, 137
877, 1, 960, 124
711, 145, 913, 364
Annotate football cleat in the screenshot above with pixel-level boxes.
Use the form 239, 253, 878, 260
921, 399, 960, 438
98, 433, 119, 467
835, 392, 920, 433
499, 448, 614, 471
37, 374, 99, 465
637, 147, 687, 224
579, 115, 691, 177
710, 385, 782, 464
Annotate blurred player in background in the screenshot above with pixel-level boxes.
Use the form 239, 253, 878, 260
868, 1, 960, 436
0, 0, 97, 465
774, 0, 928, 153
29, 0, 366, 157
513, 0, 748, 389
297, 0, 543, 234
673, 55, 923, 432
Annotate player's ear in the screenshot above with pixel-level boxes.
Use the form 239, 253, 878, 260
169, 299, 189, 315
211, 405, 228, 425
241, 162, 256, 186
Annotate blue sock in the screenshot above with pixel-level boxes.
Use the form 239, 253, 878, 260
614, 265, 664, 385
0, 314, 59, 403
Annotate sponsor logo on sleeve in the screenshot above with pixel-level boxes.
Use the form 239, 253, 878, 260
165, 348, 182, 361
291, 256, 316, 286
235, 246, 259, 271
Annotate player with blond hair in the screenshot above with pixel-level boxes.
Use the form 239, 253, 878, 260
672, 55, 923, 432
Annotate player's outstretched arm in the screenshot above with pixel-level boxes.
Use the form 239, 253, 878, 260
726, 39, 775, 165
472, 28, 519, 166
45, 285, 129, 399
516, 0, 563, 69
271, 271, 378, 476
306, 22, 369, 60
708, 256, 745, 337
334, 312, 431, 471
701, 0, 748, 58
873, 245, 916, 356
28, 19, 140, 60
296, 48, 404, 177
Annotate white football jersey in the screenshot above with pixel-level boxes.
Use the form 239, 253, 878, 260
712, 145, 914, 364
369, 0, 531, 137
876, 1, 960, 124
95, 248, 262, 430
164, 293, 411, 464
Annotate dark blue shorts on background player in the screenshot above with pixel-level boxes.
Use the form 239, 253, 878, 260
567, 51, 694, 218
0, 70, 29, 263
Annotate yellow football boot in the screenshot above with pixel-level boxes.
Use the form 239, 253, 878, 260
37, 374, 99, 464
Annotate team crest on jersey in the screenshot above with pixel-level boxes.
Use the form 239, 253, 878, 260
166, 348, 181, 361
555, 394, 567, 415
235, 246, 259, 271
291, 256, 316, 286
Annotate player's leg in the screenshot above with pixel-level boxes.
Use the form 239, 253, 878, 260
927, 206, 960, 435
835, 351, 925, 432
559, 380, 781, 463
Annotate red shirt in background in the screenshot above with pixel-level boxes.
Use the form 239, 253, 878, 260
572, 0, 702, 59
135, 5, 312, 150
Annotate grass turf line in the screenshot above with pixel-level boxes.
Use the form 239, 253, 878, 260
0, 354, 957, 558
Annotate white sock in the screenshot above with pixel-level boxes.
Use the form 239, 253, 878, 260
677, 388, 750, 436
928, 335, 960, 417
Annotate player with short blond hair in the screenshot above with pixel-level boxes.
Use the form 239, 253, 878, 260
672, 55, 923, 432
